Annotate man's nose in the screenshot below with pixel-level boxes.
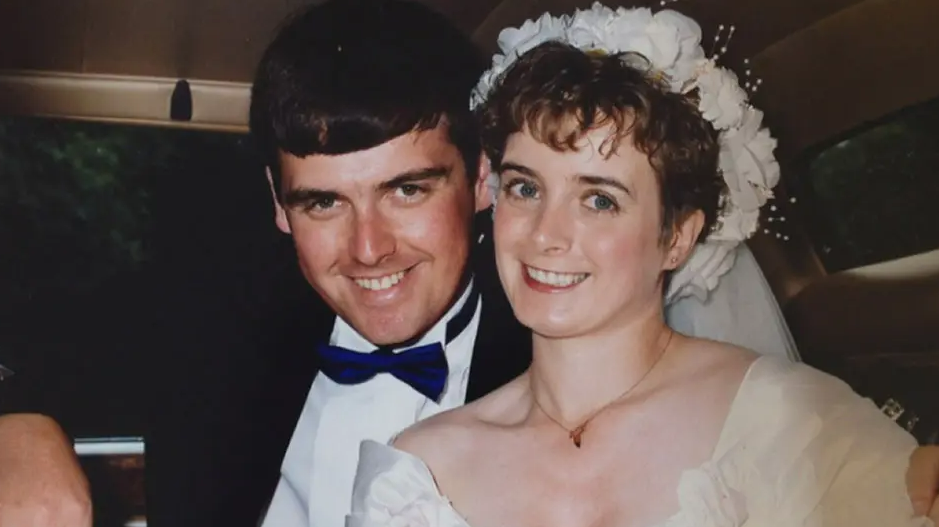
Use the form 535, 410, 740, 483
350, 211, 396, 266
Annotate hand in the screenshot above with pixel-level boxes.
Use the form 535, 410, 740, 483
907, 445, 939, 523
0, 414, 92, 527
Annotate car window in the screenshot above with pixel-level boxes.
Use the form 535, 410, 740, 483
793, 96, 939, 272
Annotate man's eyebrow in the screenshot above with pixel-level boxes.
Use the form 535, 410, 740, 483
282, 187, 339, 208
280, 166, 452, 207
377, 165, 452, 190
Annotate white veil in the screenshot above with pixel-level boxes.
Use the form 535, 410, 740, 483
665, 243, 801, 361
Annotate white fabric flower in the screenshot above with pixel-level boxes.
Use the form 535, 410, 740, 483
611, 5, 655, 29
565, 2, 617, 50
639, 11, 702, 75
650, 10, 706, 86
710, 201, 761, 242
677, 461, 749, 527
347, 442, 471, 527
719, 107, 780, 210
496, 12, 565, 58
348, 496, 467, 527
695, 64, 747, 130
603, 8, 654, 59
471, 13, 566, 109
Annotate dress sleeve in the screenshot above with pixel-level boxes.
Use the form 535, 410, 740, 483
346, 440, 470, 527
721, 358, 933, 527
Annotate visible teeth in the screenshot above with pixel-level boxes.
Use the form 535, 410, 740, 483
354, 270, 407, 291
526, 267, 588, 287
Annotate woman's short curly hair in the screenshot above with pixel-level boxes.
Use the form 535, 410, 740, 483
477, 41, 725, 243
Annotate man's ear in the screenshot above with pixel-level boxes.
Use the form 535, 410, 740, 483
474, 154, 494, 212
664, 209, 705, 270
267, 167, 291, 234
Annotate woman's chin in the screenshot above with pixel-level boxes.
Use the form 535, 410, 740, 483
514, 309, 588, 340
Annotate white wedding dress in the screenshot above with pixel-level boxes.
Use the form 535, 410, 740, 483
347, 357, 931, 527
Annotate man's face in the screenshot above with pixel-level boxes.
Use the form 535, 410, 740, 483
271, 125, 491, 345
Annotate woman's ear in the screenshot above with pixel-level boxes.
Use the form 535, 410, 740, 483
474, 154, 494, 212
664, 209, 705, 270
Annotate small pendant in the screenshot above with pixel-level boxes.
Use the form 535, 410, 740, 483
570, 424, 586, 448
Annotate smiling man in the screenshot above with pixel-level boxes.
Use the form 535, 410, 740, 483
272, 137, 480, 347
247, 1, 532, 525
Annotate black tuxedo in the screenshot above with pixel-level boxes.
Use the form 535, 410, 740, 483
145, 215, 531, 526
0, 212, 530, 527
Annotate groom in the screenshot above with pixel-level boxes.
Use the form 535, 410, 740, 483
1, 0, 938, 526
247, 1, 529, 525
147, 0, 531, 525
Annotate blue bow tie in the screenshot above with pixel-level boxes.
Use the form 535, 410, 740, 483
316, 343, 449, 401
316, 281, 480, 401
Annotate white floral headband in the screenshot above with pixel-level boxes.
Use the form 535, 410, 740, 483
471, 2, 782, 301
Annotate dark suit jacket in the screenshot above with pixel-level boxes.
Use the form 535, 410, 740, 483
146, 214, 532, 526
0, 213, 532, 527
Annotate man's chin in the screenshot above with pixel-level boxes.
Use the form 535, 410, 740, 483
344, 308, 436, 346
359, 325, 428, 347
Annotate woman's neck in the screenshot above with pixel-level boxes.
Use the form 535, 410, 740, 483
527, 304, 673, 427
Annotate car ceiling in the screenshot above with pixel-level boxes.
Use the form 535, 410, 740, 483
0, 0, 937, 160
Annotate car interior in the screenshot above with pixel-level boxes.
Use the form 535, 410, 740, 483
1, 0, 937, 525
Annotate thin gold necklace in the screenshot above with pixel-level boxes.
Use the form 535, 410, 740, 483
530, 329, 674, 448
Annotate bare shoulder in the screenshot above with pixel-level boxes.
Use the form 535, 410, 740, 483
672, 334, 759, 387
392, 406, 478, 467
393, 375, 529, 473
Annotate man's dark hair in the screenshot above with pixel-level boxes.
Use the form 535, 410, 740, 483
250, 0, 488, 199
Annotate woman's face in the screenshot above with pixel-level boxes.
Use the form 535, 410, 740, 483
493, 124, 689, 338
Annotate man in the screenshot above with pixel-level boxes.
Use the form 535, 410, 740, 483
248, 2, 528, 524
1, 1, 938, 526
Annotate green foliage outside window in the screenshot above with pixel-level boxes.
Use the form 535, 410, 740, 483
0, 117, 160, 299
0, 116, 253, 302
801, 97, 939, 272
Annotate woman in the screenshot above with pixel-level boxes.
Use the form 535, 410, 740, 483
346, 6, 931, 526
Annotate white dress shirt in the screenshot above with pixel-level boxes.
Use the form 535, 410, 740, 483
261, 282, 482, 527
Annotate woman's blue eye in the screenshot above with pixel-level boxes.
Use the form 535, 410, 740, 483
503, 178, 539, 199
519, 182, 537, 197
588, 193, 618, 212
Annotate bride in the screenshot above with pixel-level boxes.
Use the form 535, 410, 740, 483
346, 5, 932, 526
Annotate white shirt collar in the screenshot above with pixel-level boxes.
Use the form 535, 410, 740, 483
260, 279, 483, 527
